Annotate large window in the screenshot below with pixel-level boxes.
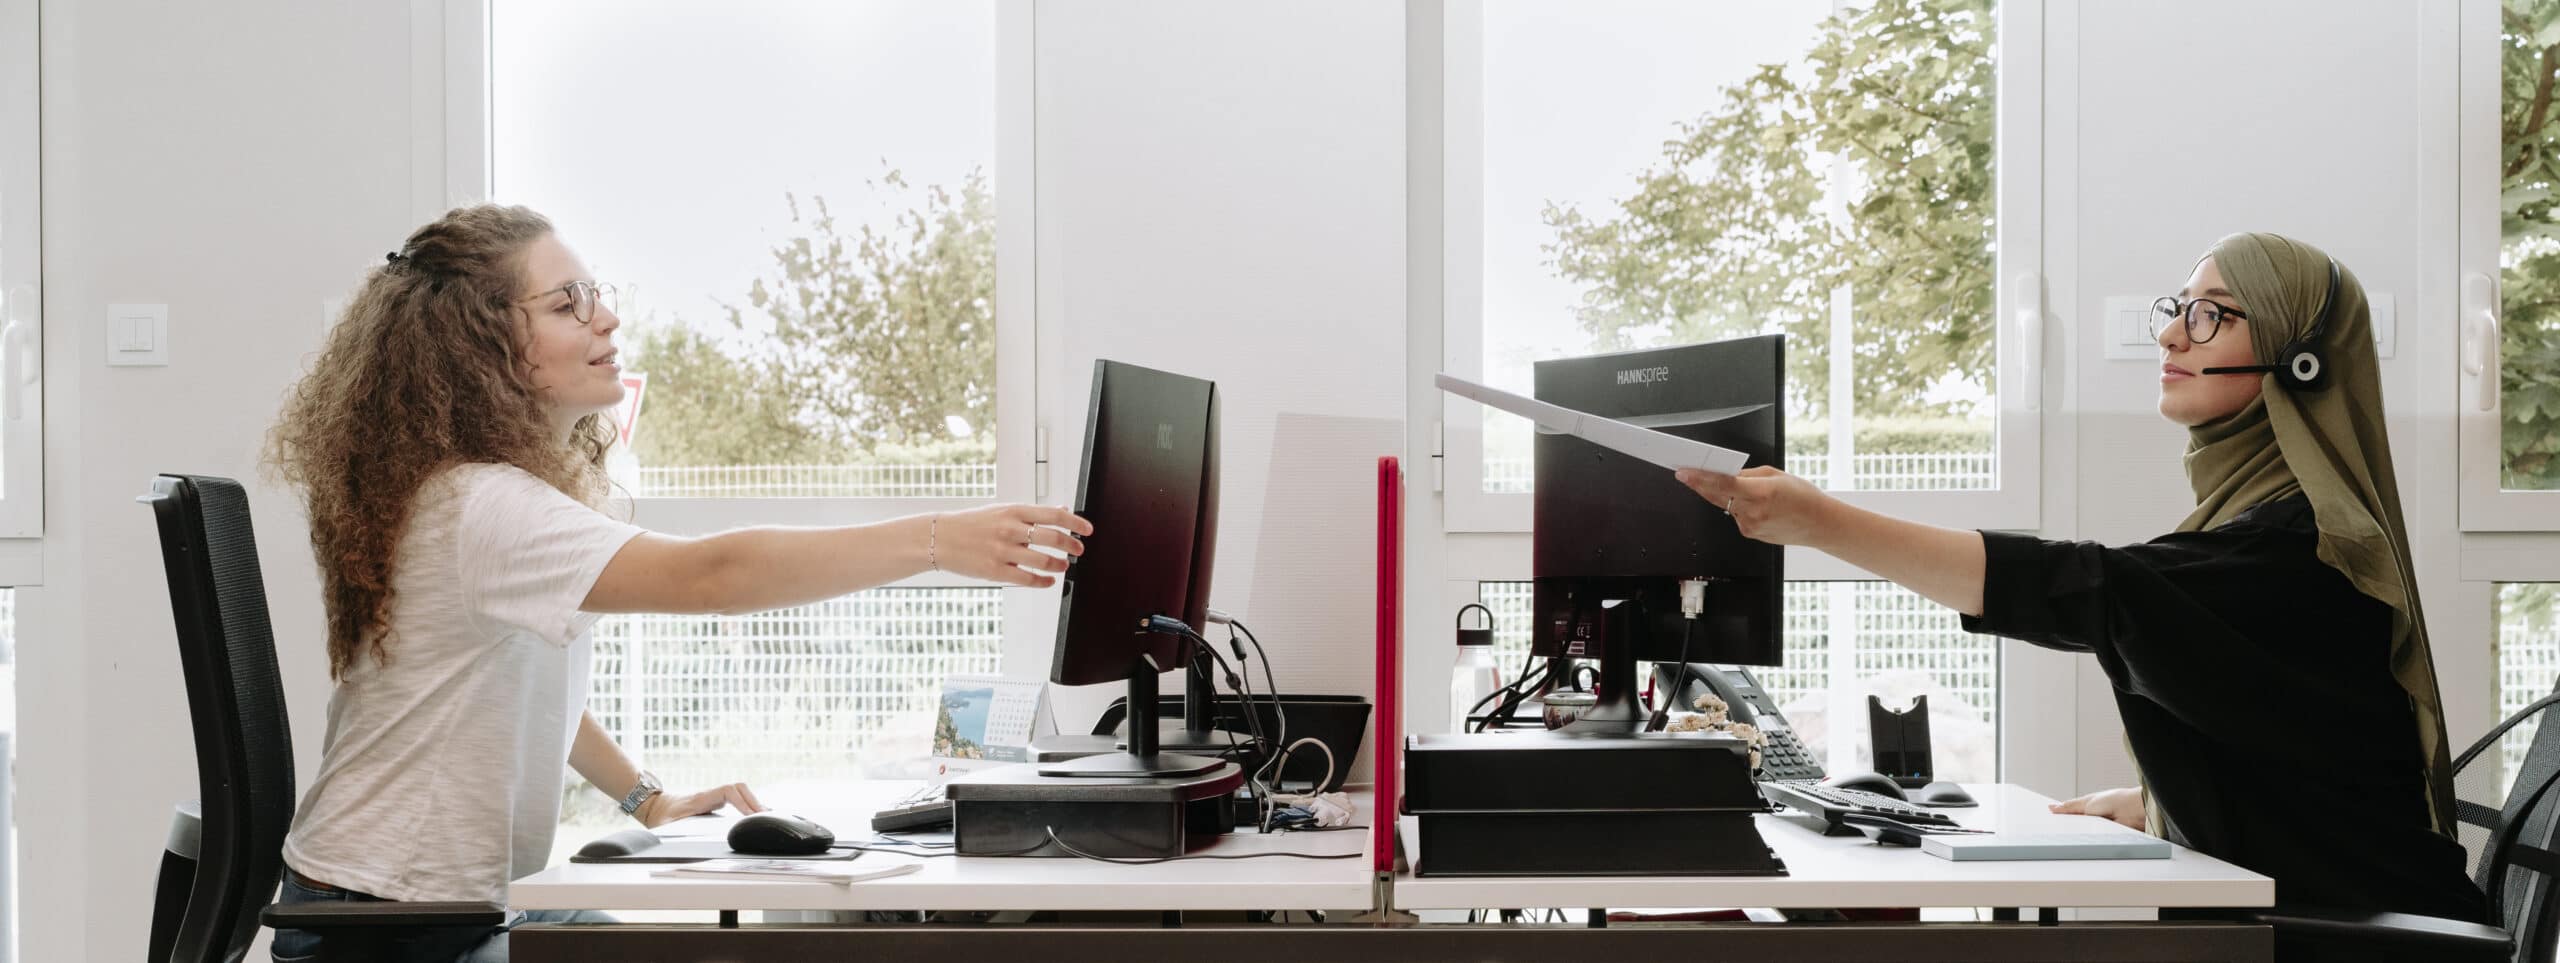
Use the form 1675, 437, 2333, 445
0, 0, 41, 544
469, 0, 1026, 844
491, 0, 1002, 501
2465, 0, 2560, 527
1442, 0, 2039, 532
1479, 580, 1997, 783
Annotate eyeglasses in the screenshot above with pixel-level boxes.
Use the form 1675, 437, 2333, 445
2147, 296, 2249, 345
515, 280, 618, 326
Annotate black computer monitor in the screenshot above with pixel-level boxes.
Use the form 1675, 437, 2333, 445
1530, 334, 1785, 733
1040, 359, 1225, 778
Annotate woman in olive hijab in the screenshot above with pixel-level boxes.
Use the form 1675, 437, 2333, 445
1678, 233, 2485, 924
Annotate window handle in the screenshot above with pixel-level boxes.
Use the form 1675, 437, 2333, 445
2012, 272, 2042, 414
2464, 272, 2499, 414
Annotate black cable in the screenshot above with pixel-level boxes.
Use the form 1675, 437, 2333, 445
1465, 659, 1546, 725
1227, 619, 1292, 798
1647, 617, 1697, 732
1040, 827, 1362, 865
1471, 661, 1554, 732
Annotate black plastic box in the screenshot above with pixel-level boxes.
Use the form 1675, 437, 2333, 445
946, 762, 1244, 859
1414, 810, 1784, 877
1403, 731, 1784, 877
1084, 693, 1373, 792
1403, 731, 1767, 812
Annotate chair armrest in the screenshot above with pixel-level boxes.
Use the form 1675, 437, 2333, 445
2246, 906, 2511, 963
262, 900, 506, 930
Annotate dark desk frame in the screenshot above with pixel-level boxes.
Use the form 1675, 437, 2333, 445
516, 918, 2272, 962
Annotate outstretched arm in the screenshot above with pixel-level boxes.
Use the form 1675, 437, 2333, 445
581, 502, 1092, 616
1675, 466, 1986, 616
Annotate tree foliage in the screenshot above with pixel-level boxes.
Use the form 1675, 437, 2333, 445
1542, 0, 1995, 418
629, 168, 997, 468
2503, 0, 2560, 487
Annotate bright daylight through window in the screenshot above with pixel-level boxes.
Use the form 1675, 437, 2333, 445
488, 0, 1002, 848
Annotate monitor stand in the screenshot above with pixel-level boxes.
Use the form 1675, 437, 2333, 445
1040, 651, 1224, 778
1031, 648, 1249, 761
1557, 599, 1647, 735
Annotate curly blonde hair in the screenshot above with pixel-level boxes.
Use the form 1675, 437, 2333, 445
269, 204, 615, 679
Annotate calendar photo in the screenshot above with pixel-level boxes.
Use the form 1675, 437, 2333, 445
933, 675, 1045, 766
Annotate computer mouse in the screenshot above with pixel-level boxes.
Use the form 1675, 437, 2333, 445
727, 812, 836, 856
1822, 770, 1908, 801
1916, 781, 1979, 808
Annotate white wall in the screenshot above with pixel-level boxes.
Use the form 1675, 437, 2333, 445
2052, 0, 2466, 794
29, 2, 415, 959
1027, 0, 1409, 740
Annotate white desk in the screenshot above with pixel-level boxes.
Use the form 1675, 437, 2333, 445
1395, 783, 2275, 911
512, 782, 2274, 963
508, 783, 1376, 914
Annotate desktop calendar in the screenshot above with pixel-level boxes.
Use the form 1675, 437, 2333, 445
934, 675, 1050, 768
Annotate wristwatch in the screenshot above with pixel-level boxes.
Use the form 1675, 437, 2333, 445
618, 770, 664, 817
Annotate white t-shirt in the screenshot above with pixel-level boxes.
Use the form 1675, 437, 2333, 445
282, 463, 644, 904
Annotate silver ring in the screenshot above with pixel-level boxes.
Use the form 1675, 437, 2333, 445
1024, 524, 1037, 545
1726, 497, 1737, 514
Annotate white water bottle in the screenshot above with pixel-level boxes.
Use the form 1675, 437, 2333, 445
1449, 604, 1503, 732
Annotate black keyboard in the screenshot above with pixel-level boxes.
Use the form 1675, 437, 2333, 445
869, 784, 953, 833
1761, 781, 1965, 837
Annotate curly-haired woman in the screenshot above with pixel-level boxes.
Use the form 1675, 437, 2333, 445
263, 205, 1087, 963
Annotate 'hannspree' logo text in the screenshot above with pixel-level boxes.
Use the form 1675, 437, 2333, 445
1615, 366, 1672, 386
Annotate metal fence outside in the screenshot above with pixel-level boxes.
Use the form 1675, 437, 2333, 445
633, 463, 996, 499
584, 588, 1005, 790
2498, 586, 2560, 797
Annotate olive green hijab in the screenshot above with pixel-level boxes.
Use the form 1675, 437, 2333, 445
2160, 232, 2456, 840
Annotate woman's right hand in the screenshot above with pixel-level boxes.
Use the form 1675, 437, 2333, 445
930, 503, 1094, 588
2049, 786, 2147, 832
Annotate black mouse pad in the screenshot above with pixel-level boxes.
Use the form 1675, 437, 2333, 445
570, 829, 857, 863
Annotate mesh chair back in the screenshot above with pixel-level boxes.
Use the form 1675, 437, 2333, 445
146, 474, 296, 963
2485, 685, 2560, 963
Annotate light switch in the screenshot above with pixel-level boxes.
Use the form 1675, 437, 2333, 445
106, 303, 169, 367
2103, 296, 2158, 360
2369, 292, 2395, 358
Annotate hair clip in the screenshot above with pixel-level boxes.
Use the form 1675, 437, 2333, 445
384, 251, 408, 265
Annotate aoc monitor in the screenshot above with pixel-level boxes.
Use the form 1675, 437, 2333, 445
1041, 359, 1224, 777
1529, 334, 1786, 732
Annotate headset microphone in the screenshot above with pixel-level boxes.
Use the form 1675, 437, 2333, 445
2196, 259, 2339, 392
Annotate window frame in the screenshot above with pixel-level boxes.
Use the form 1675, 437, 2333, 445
0, 0, 44, 554
2459, 0, 2560, 531
1434, 0, 2044, 536
426, 0, 1038, 583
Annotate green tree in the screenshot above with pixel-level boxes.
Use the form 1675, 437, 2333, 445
628, 167, 998, 468
630, 320, 845, 467
2503, 0, 2560, 487
1541, 0, 1995, 419
736, 169, 997, 454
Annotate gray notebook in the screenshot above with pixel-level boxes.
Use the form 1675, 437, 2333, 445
1922, 832, 2171, 861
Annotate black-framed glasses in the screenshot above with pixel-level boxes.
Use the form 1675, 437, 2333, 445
2147, 296, 2248, 345
515, 280, 618, 326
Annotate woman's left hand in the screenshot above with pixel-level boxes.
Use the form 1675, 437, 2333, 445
1673, 466, 1840, 548
636, 782, 767, 828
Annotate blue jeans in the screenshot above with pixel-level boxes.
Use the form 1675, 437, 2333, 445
270, 870, 614, 963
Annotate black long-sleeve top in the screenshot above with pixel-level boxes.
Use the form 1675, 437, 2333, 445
1960, 493, 2487, 921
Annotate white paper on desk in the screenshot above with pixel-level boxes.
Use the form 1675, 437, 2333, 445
1435, 373, 1750, 475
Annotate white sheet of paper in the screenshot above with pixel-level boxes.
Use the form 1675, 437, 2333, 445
1435, 373, 1750, 475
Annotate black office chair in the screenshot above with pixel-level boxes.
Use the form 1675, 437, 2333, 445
142, 474, 501, 963
2247, 677, 2560, 962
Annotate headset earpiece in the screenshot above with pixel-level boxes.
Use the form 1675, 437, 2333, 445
2272, 260, 2340, 391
